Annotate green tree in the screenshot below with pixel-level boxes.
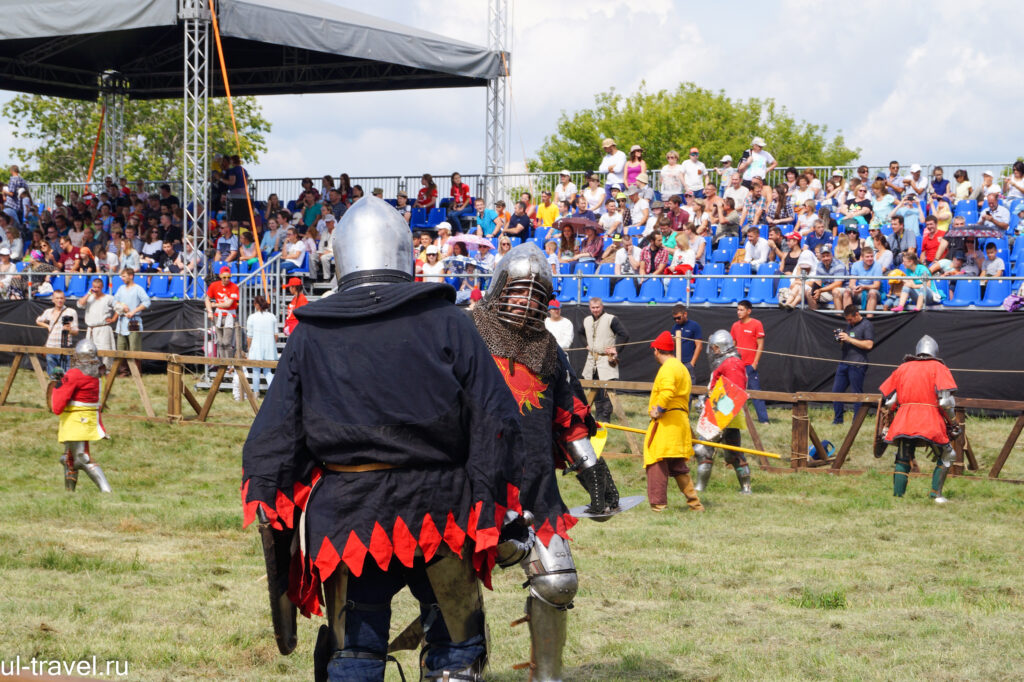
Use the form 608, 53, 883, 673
2, 94, 270, 183
530, 82, 859, 174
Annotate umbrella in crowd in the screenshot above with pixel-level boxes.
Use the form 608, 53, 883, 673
443, 254, 490, 274
553, 217, 601, 235
944, 225, 1004, 240
447, 234, 494, 251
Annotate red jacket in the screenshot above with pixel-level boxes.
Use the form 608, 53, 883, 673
879, 358, 957, 444
51, 368, 100, 415
284, 293, 308, 336
711, 355, 747, 391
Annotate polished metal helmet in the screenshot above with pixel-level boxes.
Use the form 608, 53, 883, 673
707, 329, 737, 369
72, 338, 102, 378
332, 195, 414, 290
483, 242, 553, 333
915, 334, 939, 358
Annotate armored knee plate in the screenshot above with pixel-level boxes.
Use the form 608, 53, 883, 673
69, 443, 111, 493
693, 442, 715, 466
694, 461, 713, 492
521, 535, 577, 682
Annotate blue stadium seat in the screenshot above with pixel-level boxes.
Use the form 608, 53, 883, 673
147, 275, 170, 298
711, 236, 738, 263
597, 263, 615, 275
627, 277, 664, 303
605, 278, 635, 303
932, 278, 951, 301
747, 274, 775, 304
410, 207, 430, 228
109, 276, 124, 296
427, 208, 446, 227
286, 200, 298, 213
626, 225, 645, 236
709, 268, 749, 304
558, 262, 573, 275
655, 276, 689, 303
585, 276, 610, 300
556, 277, 579, 303
976, 279, 1011, 307
942, 278, 980, 307
689, 263, 724, 304
15, 261, 24, 272
575, 261, 597, 275
510, 237, 522, 247
167, 276, 186, 299
65, 274, 89, 298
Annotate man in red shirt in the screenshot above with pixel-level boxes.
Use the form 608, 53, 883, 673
206, 266, 240, 358
283, 276, 307, 335
730, 300, 769, 423
57, 236, 80, 271
919, 215, 947, 265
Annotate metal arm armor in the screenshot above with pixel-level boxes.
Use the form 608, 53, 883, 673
566, 438, 599, 472
937, 389, 956, 421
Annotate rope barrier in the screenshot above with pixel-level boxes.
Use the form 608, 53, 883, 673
0, 320, 204, 334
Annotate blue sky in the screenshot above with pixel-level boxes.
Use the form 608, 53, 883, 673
1, 0, 1020, 179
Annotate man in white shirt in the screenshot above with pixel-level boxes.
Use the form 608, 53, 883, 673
903, 164, 928, 198
611, 234, 642, 277
723, 172, 749, 210
659, 151, 685, 197
680, 147, 709, 198
742, 226, 771, 273
598, 138, 627, 197
626, 185, 649, 231
76, 278, 117, 368
599, 200, 623, 235
544, 300, 574, 350
738, 136, 777, 187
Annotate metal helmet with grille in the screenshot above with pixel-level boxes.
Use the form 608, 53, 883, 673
331, 195, 414, 290
707, 329, 737, 369
484, 242, 553, 333
72, 339, 102, 377
915, 334, 939, 358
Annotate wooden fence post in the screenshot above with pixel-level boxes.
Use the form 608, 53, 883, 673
791, 400, 809, 469
167, 362, 183, 423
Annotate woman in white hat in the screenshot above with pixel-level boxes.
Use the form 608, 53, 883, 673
625, 144, 647, 188
554, 170, 577, 205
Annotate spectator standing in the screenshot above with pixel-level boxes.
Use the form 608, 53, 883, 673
730, 300, 769, 423
832, 304, 874, 424
579, 297, 629, 421
36, 290, 78, 377
598, 138, 627, 197
76, 278, 116, 369
245, 294, 278, 396
737, 137, 777, 187
222, 155, 249, 222
681, 148, 708, 198
670, 304, 703, 375
544, 300, 574, 350
554, 171, 578, 205
660, 151, 685, 197
5, 165, 28, 225
206, 266, 240, 359
717, 154, 737, 190
884, 161, 903, 197
111, 268, 150, 374
624, 145, 647, 188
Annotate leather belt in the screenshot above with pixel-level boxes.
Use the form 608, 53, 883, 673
323, 462, 398, 473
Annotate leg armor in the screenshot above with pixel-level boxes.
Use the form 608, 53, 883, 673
61, 448, 78, 492
693, 443, 714, 492
69, 442, 111, 493
520, 535, 577, 682
721, 429, 750, 494
893, 440, 915, 498
419, 549, 487, 681
929, 443, 955, 504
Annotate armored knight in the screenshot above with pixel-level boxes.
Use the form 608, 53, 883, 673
876, 335, 959, 503
241, 196, 530, 681
693, 330, 752, 494
49, 339, 112, 493
471, 242, 620, 682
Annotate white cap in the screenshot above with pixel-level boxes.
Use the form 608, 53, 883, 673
982, 169, 994, 177
832, 169, 843, 177
751, 136, 766, 147
560, 169, 571, 176
720, 154, 732, 163
425, 245, 438, 255
0, 246, 10, 256
436, 221, 452, 232
910, 163, 922, 173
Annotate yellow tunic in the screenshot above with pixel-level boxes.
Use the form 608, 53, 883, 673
58, 404, 106, 443
643, 357, 693, 467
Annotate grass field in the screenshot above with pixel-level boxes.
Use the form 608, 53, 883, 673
1, 370, 1024, 681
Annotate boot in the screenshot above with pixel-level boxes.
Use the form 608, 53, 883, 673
82, 462, 112, 493
735, 464, 752, 494
893, 461, 911, 497
694, 462, 712, 492
674, 474, 704, 511
930, 464, 948, 504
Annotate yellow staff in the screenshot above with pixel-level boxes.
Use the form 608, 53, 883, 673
597, 422, 783, 459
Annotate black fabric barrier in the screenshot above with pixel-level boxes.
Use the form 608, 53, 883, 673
558, 306, 1024, 401
0, 300, 205, 368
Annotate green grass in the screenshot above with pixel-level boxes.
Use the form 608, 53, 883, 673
1, 372, 1024, 680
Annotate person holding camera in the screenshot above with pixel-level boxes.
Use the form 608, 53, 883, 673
36, 290, 79, 377
112, 268, 151, 375
832, 304, 875, 425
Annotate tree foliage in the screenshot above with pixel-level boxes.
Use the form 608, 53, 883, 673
530, 82, 859, 173
2, 94, 270, 182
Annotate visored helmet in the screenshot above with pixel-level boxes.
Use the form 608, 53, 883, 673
707, 329, 737, 369
483, 243, 553, 333
72, 339, 102, 377
332, 195, 414, 290
915, 334, 939, 358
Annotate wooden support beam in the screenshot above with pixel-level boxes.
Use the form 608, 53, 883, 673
989, 412, 1024, 479
234, 365, 260, 415
830, 405, 870, 472
607, 391, 641, 457
101, 359, 122, 410
808, 423, 826, 463
27, 354, 49, 394
744, 405, 768, 468
0, 353, 23, 406
127, 357, 156, 418
181, 383, 203, 416
197, 366, 227, 422
791, 400, 809, 469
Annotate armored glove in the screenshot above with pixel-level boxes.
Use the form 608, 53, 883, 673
946, 422, 963, 441
576, 458, 620, 514
496, 511, 536, 568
